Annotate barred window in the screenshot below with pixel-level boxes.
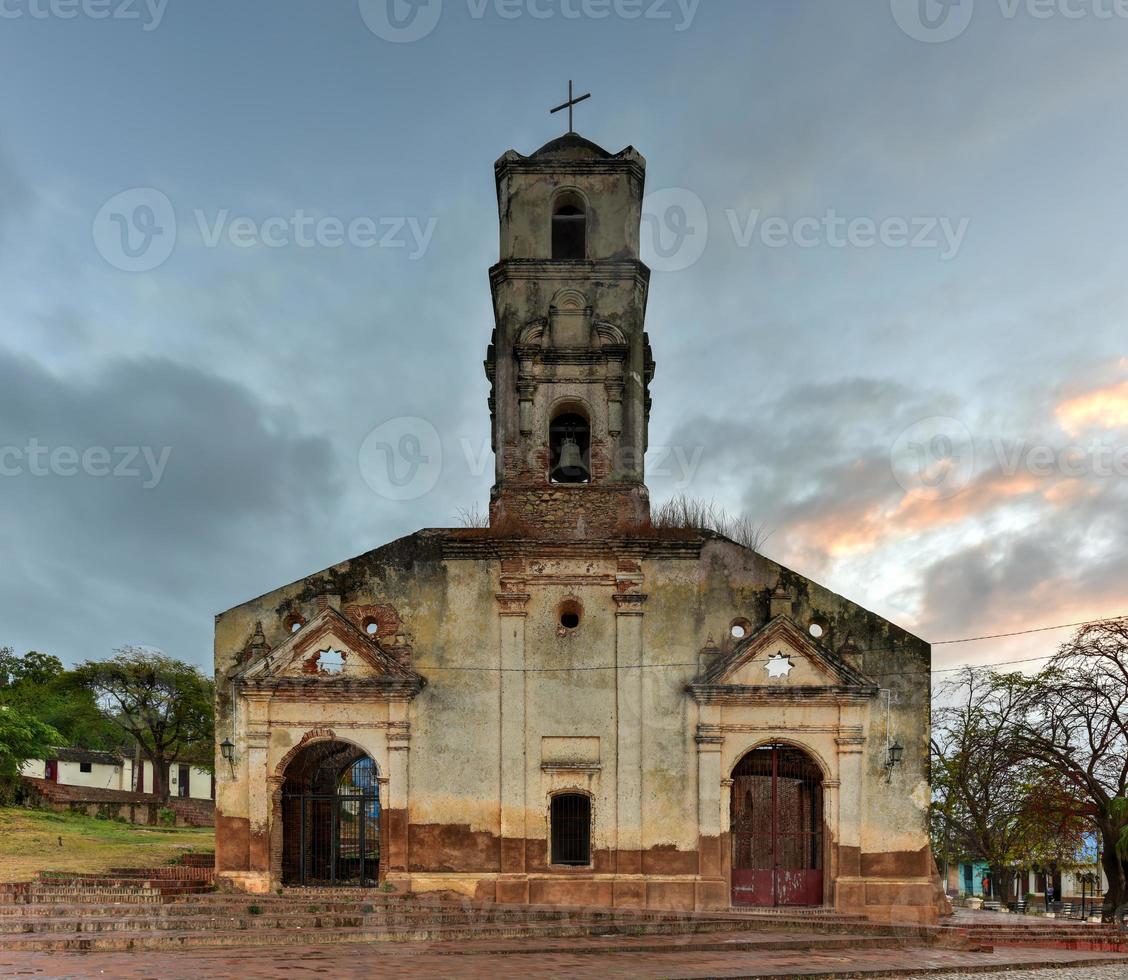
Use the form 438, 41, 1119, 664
550, 793, 591, 866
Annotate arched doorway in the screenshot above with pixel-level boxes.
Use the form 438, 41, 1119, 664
730, 743, 824, 907
281, 740, 380, 887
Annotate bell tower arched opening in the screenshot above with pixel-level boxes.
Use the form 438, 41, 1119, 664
281, 740, 380, 887
551, 193, 587, 259
730, 743, 824, 907
549, 410, 591, 484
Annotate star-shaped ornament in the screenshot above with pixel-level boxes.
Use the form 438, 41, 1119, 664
764, 652, 794, 680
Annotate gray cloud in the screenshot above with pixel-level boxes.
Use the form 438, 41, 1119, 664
0, 347, 343, 667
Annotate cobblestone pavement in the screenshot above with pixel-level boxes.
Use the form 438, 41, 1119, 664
0, 943, 1126, 979
904, 970, 1128, 980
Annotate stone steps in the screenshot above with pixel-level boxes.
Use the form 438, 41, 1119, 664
0, 883, 955, 954
0, 912, 768, 937
936, 922, 1127, 953
0, 921, 909, 954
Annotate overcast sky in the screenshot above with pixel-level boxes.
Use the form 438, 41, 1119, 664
1, 0, 1125, 675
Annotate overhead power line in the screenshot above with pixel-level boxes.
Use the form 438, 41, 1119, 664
419, 613, 1126, 677
932, 616, 1128, 646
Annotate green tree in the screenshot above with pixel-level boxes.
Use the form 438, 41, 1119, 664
0, 648, 118, 751
0, 648, 64, 687
0, 703, 60, 802
75, 647, 214, 802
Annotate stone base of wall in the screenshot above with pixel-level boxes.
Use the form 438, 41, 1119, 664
215, 864, 942, 922
215, 871, 275, 894
835, 875, 941, 925
387, 871, 941, 921
397, 873, 735, 911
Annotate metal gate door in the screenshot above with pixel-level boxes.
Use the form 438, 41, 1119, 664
731, 744, 823, 907
282, 793, 379, 886
281, 746, 380, 887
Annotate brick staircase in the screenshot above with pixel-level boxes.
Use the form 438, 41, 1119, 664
0, 852, 215, 908
0, 861, 1120, 959
0, 872, 964, 955
937, 917, 1127, 953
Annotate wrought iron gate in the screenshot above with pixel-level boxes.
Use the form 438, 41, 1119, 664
731, 744, 823, 907
281, 744, 380, 887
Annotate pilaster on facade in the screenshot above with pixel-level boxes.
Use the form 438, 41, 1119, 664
497, 577, 529, 877
614, 583, 646, 875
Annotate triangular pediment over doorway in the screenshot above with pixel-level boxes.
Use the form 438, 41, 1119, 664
687, 616, 878, 705
233, 607, 425, 701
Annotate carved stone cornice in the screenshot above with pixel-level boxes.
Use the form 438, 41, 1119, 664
835, 734, 867, 755
687, 684, 876, 706
244, 677, 424, 702
495, 591, 531, 616
490, 259, 650, 291
612, 592, 647, 614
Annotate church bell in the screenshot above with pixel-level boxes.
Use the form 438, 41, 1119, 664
551, 432, 589, 484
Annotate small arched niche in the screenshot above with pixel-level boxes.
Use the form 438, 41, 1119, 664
549, 407, 591, 484
551, 191, 587, 260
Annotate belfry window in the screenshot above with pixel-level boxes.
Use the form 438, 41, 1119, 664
552, 203, 586, 260
550, 793, 591, 866
549, 411, 591, 484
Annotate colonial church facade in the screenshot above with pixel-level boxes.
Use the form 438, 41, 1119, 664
214, 132, 941, 923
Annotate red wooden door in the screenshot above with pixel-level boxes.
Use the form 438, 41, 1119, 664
45, 760, 58, 782
731, 745, 824, 907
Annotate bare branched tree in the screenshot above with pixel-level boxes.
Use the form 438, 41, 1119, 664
1009, 619, 1128, 918
929, 668, 1082, 902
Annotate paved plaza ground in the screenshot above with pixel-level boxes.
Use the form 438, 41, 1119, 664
0, 935, 1125, 979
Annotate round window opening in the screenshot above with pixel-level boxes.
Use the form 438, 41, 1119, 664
809, 621, 825, 639
284, 614, 306, 634
364, 620, 379, 637
558, 599, 582, 631
730, 618, 752, 640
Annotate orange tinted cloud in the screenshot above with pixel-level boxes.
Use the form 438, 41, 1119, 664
788, 468, 1064, 560
1055, 379, 1128, 436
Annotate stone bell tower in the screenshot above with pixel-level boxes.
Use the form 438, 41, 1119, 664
485, 132, 654, 535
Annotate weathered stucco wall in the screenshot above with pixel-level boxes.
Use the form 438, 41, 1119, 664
214, 529, 936, 921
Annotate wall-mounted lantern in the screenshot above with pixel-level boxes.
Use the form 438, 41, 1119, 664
220, 737, 235, 776
884, 740, 904, 782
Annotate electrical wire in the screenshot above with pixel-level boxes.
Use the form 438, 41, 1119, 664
416, 614, 1127, 676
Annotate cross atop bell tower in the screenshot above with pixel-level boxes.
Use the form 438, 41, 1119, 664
484, 130, 654, 537
549, 80, 591, 134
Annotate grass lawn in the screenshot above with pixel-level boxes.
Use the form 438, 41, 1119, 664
0, 807, 214, 883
